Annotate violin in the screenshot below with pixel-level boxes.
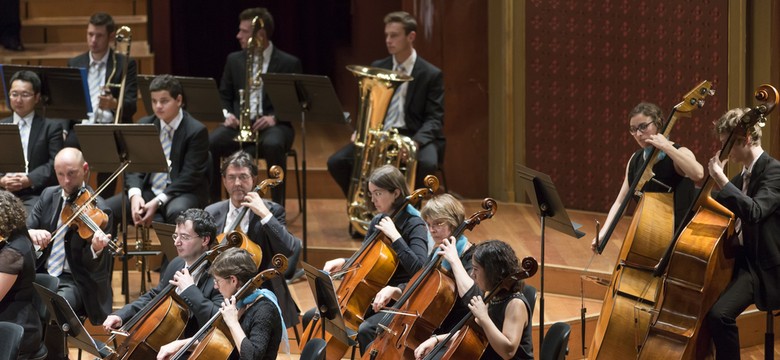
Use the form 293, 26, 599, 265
56, 186, 120, 254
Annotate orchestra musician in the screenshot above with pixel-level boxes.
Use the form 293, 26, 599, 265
327, 11, 445, 195
204, 150, 302, 328
210, 7, 303, 206
706, 108, 780, 359
591, 102, 704, 251
414, 240, 533, 360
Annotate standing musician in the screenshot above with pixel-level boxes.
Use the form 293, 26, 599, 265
102, 208, 223, 336
591, 102, 704, 251
357, 193, 474, 352
706, 108, 780, 359
26, 147, 113, 324
205, 150, 302, 328
156, 248, 286, 360
106, 74, 210, 226
327, 10, 445, 195
414, 240, 533, 360
210, 7, 303, 206
0, 70, 64, 213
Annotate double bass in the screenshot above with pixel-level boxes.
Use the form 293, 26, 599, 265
588, 81, 715, 359
364, 198, 498, 360
638, 84, 779, 359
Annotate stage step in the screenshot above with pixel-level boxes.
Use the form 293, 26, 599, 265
21, 15, 148, 44
22, 0, 147, 18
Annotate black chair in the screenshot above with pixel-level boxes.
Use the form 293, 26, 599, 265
0, 321, 24, 360
31, 274, 58, 360
540, 322, 571, 360
300, 338, 327, 360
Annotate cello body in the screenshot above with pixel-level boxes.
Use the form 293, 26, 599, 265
109, 295, 190, 359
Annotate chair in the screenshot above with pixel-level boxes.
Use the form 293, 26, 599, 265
434, 140, 448, 192
31, 274, 58, 360
286, 149, 302, 212
0, 322, 24, 360
300, 338, 327, 360
540, 322, 571, 360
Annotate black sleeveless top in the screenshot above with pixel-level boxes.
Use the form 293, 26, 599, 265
0, 229, 42, 357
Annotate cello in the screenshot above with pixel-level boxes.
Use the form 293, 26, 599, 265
588, 81, 714, 359
363, 198, 498, 360
421, 257, 539, 360
637, 84, 779, 359
300, 176, 439, 360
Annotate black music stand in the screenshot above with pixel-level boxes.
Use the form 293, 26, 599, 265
0, 64, 91, 122
0, 124, 26, 173
301, 262, 357, 351
262, 73, 345, 263
33, 283, 107, 359
137, 75, 223, 122
516, 164, 585, 350
75, 123, 168, 303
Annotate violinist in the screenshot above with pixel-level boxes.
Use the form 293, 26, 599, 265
157, 248, 287, 360
0, 190, 42, 358
706, 108, 780, 359
26, 147, 113, 324
103, 208, 223, 336
204, 150, 302, 328
591, 102, 704, 251
414, 240, 533, 360
358, 193, 473, 352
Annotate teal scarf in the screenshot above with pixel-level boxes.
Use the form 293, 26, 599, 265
237, 288, 290, 354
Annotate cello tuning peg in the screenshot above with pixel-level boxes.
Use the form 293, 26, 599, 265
697, 99, 706, 108
707, 88, 716, 96
758, 118, 767, 128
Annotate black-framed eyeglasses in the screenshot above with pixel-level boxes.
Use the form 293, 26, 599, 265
172, 233, 202, 242
629, 120, 655, 134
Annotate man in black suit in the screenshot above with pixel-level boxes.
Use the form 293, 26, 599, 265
102, 208, 223, 338
328, 11, 445, 197
210, 7, 303, 206
26, 147, 113, 325
204, 150, 301, 328
0, 70, 64, 213
106, 74, 209, 226
706, 107, 780, 359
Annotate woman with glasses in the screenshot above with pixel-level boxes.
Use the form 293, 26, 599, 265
590, 102, 704, 251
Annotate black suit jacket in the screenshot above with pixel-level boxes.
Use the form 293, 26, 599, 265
124, 111, 209, 205
68, 49, 138, 123
371, 55, 444, 148
0, 114, 63, 197
26, 185, 113, 324
219, 46, 303, 120
205, 199, 301, 326
715, 152, 780, 310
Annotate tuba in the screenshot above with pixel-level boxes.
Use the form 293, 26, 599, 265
94, 26, 132, 124
235, 16, 264, 144
346, 65, 417, 235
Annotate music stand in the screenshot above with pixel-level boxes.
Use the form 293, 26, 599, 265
0, 64, 91, 120
0, 124, 26, 173
137, 75, 223, 122
516, 164, 585, 350
33, 283, 105, 359
75, 123, 169, 303
301, 261, 357, 349
262, 73, 345, 262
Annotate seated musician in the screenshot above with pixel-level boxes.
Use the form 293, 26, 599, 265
26, 147, 113, 325
102, 208, 223, 336
591, 102, 704, 251
0, 70, 64, 213
157, 248, 287, 360
357, 193, 474, 352
414, 240, 533, 360
106, 74, 210, 226
204, 150, 302, 328
706, 108, 780, 359
0, 190, 43, 358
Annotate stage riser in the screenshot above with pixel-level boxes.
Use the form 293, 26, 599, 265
23, 0, 146, 18
21, 16, 149, 44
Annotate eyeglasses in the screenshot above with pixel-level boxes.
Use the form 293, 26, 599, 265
213, 277, 227, 286
628, 120, 655, 134
225, 174, 252, 182
172, 233, 202, 242
426, 219, 449, 229
9, 92, 34, 99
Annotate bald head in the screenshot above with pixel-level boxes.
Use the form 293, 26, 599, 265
54, 148, 88, 195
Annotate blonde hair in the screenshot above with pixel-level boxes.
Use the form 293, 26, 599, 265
713, 107, 761, 145
421, 193, 465, 230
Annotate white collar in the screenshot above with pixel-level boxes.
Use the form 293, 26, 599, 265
160, 109, 184, 131
13, 111, 35, 125
393, 49, 417, 73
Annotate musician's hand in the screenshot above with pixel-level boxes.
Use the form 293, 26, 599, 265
221, 296, 240, 328
372, 286, 401, 313
241, 192, 271, 219
439, 236, 459, 264
323, 258, 346, 274
350, 131, 357, 142
399, 140, 419, 163
224, 114, 239, 129
102, 315, 123, 332
156, 339, 190, 360
91, 231, 112, 253
252, 115, 277, 131
708, 151, 730, 188
28, 229, 53, 249
130, 195, 146, 225
170, 267, 195, 292
98, 92, 118, 110
1, 174, 29, 192
468, 295, 489, 326
414, 336, 438, 360
138, 200, 160, 227
645, 133, 674, 152
590, 236, 601, 253
376, 217, 402, 243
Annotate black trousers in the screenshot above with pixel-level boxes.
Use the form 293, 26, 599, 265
706, 256, 754, 360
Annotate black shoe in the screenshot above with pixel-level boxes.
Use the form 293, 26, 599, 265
1, 36, 24, 51
286, 268, 305, 284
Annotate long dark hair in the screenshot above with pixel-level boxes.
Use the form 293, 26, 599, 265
473, 240, 524, 293
368, 165, 409, 211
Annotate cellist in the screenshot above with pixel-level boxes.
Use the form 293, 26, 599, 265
591, 102, 704, 251
706, 108, 780, 359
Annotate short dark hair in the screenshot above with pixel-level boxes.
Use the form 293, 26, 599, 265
239, 7, 275, 39
149, 74, 183, 99
368, 165, 410, 211
209, 248, 257, 285
175, 208, 217, 246
384, 11, 417, 35
221, 151, 258, 177
89, 12, 116, 34
10, 70, 41, 94
628, 102, 664, 130
473, 240, 524, 293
